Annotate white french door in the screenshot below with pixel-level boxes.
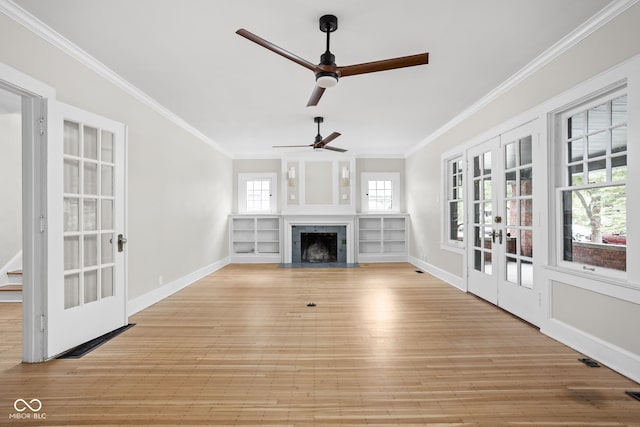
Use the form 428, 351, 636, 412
467, 122, 539, 325
47, 103, 127, 358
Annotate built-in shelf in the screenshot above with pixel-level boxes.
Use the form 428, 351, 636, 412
357, 215, 408, 262
230, 215, 282, 263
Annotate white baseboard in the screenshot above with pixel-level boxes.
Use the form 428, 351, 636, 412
408, 256, 466, 291
542, 318, 640, 384
127, 257, 230, 316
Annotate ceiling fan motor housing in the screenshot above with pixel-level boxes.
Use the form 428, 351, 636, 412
319, 14, 338, 32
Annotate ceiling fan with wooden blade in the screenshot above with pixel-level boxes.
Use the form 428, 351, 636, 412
272, 116, 346, 152
236, 14, 429, 106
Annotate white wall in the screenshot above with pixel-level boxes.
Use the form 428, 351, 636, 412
0, 112, 21, 271
0, 12, 232, 302
406, 3, 640, 381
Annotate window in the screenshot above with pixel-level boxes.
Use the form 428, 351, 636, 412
556, 89, 627, 273
238, 173, 277, 213
448, 157, 464, 243
361, 172, 401, 213
246, 179, 271, 212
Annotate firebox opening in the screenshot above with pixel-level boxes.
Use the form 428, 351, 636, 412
301, 232, 338, 263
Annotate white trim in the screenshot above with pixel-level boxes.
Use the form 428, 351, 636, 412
282, 215, 355, 264
127, 257, 230, 316
0, 0, 233, 159
405, 0, 640, 157
409, 256, 466, 291
542, 318, 640, 383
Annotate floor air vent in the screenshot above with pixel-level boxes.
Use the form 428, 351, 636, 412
578, 357, 600, 368
415, 270, 424, 274
626, 391, 640, 401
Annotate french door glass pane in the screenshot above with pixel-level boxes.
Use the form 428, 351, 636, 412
102, 200, 114, 229
84, 163, 98, 195
102, 267, 114, 298
84, 126, 98, 160
101, 130, 114, 162
64, 121, 80, 156
84, 270, 98, 303
519, 136, 532, 165
64, 274, 80, 309
101, 165, 114, 196
64, 236, 80, 270
101, 233, 114, 264
83, 199, 97, 231
64, 159, 80, 194
64, 198, 79, 232
84, 235, 98, 268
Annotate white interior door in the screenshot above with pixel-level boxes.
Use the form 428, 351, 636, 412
496, 122, 538, 325
467, 137, 501, 304
467, 122, 539, 325
47, 102, 127, 358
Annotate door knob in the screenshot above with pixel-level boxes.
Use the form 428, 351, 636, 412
118, 234, 128, 252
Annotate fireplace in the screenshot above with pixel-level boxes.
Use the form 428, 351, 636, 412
302, 232, 337, 262
292, 225, 347, 264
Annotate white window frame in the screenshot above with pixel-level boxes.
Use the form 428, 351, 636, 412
552, 84, 628, 281
441, 152, 465, 253
238, 173, 278, 213
360, 172, 401, 213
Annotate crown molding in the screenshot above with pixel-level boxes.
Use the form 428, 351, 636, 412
0, 0, 233, 159
405, 0, 640, 158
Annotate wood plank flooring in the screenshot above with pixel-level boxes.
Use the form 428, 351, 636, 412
1, 263, 639, 425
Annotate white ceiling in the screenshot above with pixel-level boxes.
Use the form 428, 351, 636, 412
14, 0, 612, 157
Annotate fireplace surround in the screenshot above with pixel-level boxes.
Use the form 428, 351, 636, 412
282, 215, 355, 264
292, 225, 347, 263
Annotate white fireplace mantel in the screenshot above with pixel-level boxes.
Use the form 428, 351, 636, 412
282, 215, 355, 264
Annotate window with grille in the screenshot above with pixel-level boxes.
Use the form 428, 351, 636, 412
361, 173, 400, 213
556, 89, 627, 274
238, 173, 277, 213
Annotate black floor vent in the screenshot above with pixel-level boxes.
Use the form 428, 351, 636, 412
626, 391, 640, 401
58, 323, 135, 359
578, 357, 601, 367
415, 270, 424, 274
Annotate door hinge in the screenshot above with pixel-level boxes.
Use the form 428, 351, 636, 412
38, 117, 45, 135
39, 215, 46, 233
40, 314, 46, 332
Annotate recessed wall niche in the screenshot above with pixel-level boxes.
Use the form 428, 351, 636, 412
282, 158, 355, 214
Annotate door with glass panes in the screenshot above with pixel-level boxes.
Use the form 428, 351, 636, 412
467, 122, 539, 325
48, 102, 127, 358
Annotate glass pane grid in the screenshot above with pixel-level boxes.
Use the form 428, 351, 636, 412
64, 121, 117, 309
246, 179, 271, 212
368, 180, 393, 211
561, 93, 626, 273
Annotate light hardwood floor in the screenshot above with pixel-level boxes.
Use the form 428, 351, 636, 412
1, 263, 639, 426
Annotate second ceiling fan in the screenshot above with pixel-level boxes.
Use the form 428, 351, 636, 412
236, 14, 429, 106
273, 117, 346, 152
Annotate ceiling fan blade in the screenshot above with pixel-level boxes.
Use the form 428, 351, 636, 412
236, 29, 318, 72
323, 145, 347, 153
317, 131, 341, 148
306, 86, 326, 107
272, 144, 314, 148
337, 53, 429, 77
